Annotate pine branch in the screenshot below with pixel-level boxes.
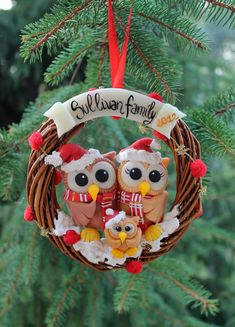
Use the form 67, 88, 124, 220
159, 272, 217, 314
0, 263, 24, 318
205, 0, 235, 13
147, 258, 219, 316
115, 13, 175, 101
20, 0, 97, 62
178, 0, 235, 27
215, 103, 235, 115
44, 28, 104, 86
113, 271, 144, 313
29, 0, 94, 54
135, 11, 207, 50
189, 110, 235, 157
23, 226, 40, 285
45, 268, 83, 327
84, 272, 105, 327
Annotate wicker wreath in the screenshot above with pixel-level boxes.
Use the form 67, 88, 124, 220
26, 90, 205, 272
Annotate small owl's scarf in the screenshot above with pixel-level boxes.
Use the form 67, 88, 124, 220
63, 189, 116, 216
117, 190, 152, 220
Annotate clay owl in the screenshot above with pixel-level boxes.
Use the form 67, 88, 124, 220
116, 138, 169, 242
104, 209, 142, 259
46, 143, 117, 242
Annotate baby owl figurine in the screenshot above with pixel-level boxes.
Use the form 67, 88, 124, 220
104, 209, 142, 259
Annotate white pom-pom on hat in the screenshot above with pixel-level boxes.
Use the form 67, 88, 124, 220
106, 208, 114, 215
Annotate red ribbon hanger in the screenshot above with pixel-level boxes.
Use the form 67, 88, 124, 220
108, 0, 133, 88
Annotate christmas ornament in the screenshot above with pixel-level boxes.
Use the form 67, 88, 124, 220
25, 0, 207, 273
104, 209, 142, 259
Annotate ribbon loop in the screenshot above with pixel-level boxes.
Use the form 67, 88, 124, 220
108, 0, 133, 88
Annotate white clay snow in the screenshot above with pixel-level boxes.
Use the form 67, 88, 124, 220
52, 206, 179, 267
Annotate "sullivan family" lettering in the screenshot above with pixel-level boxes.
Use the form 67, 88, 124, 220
70, 93, 157, 125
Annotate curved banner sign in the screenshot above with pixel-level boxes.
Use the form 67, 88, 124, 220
44, 88, 186, 138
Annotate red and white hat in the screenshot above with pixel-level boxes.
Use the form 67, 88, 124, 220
44, 143, 102, 173
104, 209, 126, 229
116, 138, 162, 164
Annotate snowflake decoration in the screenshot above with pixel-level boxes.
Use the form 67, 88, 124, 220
199, 185, 207, 197
141, 243, 152, 251
175, 144, 189, 156
40, 227, 51, 238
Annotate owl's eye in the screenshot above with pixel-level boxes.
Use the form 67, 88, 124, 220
75, 173, 89, 186
149, 170, 161, 183
124, 223, 134, 234
147, 164, 168, 191
95, 169, 109, 183
66, 169, 91, 193
110, 224, 122, 235
115, 226, 122, 232
128, 168, 142, 180
93, 161, 116, 189
121, 162, 145, 187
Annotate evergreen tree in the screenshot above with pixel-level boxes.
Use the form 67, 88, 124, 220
0, 1, 235, 326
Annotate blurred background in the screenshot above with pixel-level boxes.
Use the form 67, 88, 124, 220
0, 1, 235, 326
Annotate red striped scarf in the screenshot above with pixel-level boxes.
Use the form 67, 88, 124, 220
117, 190, 152, 221
63, 189, 115, 215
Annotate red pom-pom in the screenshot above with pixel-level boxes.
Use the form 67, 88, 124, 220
89, 88, 97, 91
63, 230, 81, 246
148, 92, 163, 102
28, 132, 43, 150
54, 169, 63, 185
24, 205, 34, 222
126, 260, 143, 274
153, 130, 168, 142
190, 159, 207, 178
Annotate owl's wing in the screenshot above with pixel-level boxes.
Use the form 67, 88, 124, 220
65, 200, 96, 227
126, 229, 142, 248
143, 191, 168, 223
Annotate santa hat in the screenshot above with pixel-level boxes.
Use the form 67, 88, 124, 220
116, 138, 162, 164
104, 209, 126, 229
44, 143, 102, 173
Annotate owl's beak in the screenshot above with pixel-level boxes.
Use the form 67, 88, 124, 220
88, 184, 100, 201
138, 181, 150, 196
118, 231, 127, 243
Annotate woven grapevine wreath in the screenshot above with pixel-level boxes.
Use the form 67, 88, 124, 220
25, 88, 206, 273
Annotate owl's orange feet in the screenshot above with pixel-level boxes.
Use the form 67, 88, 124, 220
144, 225, 162, 242
81, 228, 100, 242
112, 248, 125, 259
125, 247, 138, 257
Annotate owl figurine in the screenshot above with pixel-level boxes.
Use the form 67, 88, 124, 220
116, 138, 169, 242
46, 143, 117, 242
104, 209, 142, 259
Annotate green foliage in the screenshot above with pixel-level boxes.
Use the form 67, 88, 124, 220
44, 28, 104, 86
187, 108, 235, 159
0, 0, 235, 326
20, 0, 234, 101
171, 0, 235, 28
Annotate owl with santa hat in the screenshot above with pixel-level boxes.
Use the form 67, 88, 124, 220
45, 143, 117, 242
116, 137, 169, 242
104, 209, 142, 259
